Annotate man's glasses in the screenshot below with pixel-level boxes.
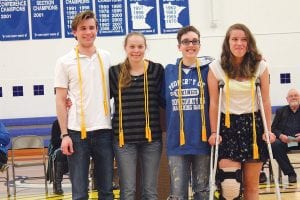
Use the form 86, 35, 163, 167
180, 39, 200, 46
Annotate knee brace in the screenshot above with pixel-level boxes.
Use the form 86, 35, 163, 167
218, 167, 242, 200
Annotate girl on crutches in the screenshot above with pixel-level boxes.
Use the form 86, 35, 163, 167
207, 23, 276, 200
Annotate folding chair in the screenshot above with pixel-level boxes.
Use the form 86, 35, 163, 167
11, 135, 48, 195
0, 165, 10, 197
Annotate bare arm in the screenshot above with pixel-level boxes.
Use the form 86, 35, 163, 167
56, 88, 68, 135
56, 87, 74, 155
208, 69, 222, 145
260, 68, 276, 143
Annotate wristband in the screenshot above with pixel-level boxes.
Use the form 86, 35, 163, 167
61, 133, 70, 138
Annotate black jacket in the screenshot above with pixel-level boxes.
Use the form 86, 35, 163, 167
271, 105, 300, 138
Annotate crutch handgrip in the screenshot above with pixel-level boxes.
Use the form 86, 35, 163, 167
255, 78, 261, 86
219, 80, 225, 88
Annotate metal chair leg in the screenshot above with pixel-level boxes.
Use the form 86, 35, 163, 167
12, 161, 16, 196
5, 166, 10, 197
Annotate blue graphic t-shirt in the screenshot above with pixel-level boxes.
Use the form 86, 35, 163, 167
163, 57, 213, 156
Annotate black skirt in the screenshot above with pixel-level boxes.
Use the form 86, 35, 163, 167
218, 112, 269, 163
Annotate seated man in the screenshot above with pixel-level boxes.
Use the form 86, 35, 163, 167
0, 121, 10, 172
271, 88, 300, 183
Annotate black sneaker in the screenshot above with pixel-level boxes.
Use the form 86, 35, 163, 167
259, 171, 267, 183
288, 174, 297, 183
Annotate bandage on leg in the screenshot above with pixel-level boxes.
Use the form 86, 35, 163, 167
218, 167, 242, 200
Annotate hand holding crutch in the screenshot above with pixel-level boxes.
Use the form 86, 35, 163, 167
256, 79, 281, 200
209, 80, 224, 200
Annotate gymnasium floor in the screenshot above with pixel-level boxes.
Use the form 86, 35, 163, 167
0, 154, 299, 200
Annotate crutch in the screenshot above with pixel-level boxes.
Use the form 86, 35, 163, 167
209, 80, 224, 200
256, 79, 281, 200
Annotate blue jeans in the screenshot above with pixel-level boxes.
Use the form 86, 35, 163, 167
68, 130, 114, 200
114, 141, 162, 200
168, 154, 210, 200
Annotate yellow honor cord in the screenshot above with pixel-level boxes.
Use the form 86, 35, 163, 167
178, 59, 206, 145
251, 78, 259, 159
97, 53, 109, 116
224, 75, 259, 159
225, 75, 231, 128
178, 60, 185, 145
195, 59, 207, 142
118, 60, 152, 147
76, 46, 109, 139
76, 47, 87, 139
144, 61, 152, 142
118, 76, 124, 147
119, 130, 124, 147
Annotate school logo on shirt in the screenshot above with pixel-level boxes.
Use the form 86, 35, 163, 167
168, 78, 206, 111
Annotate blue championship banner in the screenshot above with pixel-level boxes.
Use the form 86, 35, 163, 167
127, 0, 157, 35
31, 0, 61, 39
95, 0, 126, 36
159, 0, 189, 34
63, 0, 93, 38
0, 0, 30, 41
